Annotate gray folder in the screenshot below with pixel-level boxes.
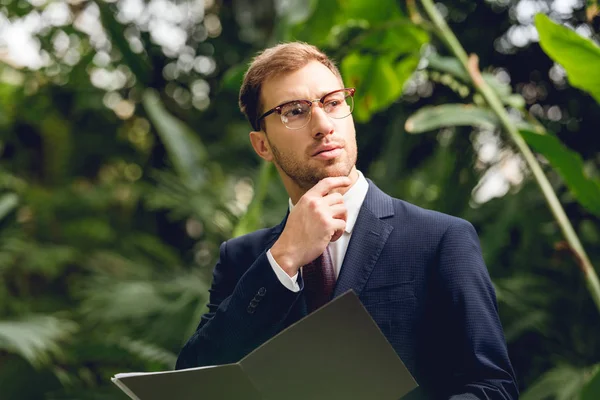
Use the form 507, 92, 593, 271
112, 290, 418, 400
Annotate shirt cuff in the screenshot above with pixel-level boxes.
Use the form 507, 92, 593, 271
267, 249, 300, 292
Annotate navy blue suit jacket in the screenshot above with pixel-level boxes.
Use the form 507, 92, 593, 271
176, 180, 518, 399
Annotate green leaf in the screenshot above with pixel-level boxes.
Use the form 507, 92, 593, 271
97, 1, 151, 85
284, 0, 340, 44
142, 90, 207, 188
0, 81, 20, 128
520, 130, 600, 217
0, 315, 78, 368
343, 51, 421, 122
482, 73, 511, 99
116, 337, 177, 368
425, 55, 525, 109
406, 109, 600, 216
535, 13, 600, 104
502, 310, 547, 342
343, 54, 400, 122
581, 365, 600, 400
426, 53, 469, 82
38, 113, 72, 184
285, 0, 403, 45
338, 18, 428, 122
341, 0, 403, 22
521, 364, 596, 400
481, 73, 525, 109
20, 243, 78, 278
282, 1, 427, 122
0, 193, 18, 222
360, 21, 429, 56
233, 161, 275, 237
81, 280, 168, 322
221, 63, 247, 92
405, 104, 500, 133
324, 19, 370, 51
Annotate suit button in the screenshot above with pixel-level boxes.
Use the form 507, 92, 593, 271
247, 305, 256, 314
250, 299, 260, 307
258, 287, 267, 296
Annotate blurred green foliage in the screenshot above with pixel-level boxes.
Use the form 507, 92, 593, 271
536, 13, 600, 104
0, 0, 599, 399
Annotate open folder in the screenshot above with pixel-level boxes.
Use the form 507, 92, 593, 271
112, 290, 419, 400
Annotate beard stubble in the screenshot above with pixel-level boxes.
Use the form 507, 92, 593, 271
268, 137, 357, 190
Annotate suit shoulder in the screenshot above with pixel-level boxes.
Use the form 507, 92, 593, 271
366, 179, 471, 233
390, 196, 473, 233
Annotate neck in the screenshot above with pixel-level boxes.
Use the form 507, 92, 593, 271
284, 167, 359, 205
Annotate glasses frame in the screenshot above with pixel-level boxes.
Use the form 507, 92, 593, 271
255, 88, 356, 130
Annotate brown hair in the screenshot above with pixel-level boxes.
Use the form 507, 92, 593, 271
239, 42, 343, 131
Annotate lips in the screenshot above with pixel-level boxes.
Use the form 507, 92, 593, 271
311, 143, 344, 160
312, 144, 343, 156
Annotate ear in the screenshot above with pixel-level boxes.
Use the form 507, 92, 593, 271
249, 130, 274, 162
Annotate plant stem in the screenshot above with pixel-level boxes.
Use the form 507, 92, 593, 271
419, 0, 600, 315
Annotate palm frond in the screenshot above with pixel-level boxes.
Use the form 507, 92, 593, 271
83, 250, 158, 280
0, 192, 19, 222
0, 229, 27, 273
494, 274, 554, 341
116, 336, 177, 368
521, 364, 598, 400
0, 168, 27, 192
21, 244, 78, 278
80, 280, 169, 323
79, 270, 209, 346
0, 315, 78, 368
581, 365, 600, 400
0, 226, 77, 278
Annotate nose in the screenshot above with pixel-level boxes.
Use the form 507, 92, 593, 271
310, 103, 334, 139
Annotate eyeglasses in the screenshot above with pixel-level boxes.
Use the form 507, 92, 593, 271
256, 88, 356, 130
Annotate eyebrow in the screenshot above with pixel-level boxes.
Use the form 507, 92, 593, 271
274, 89, 339, 106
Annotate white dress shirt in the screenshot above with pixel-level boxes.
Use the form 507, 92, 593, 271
266, 170, 369, 292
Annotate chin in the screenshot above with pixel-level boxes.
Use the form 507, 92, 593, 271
317, 163, 353, 179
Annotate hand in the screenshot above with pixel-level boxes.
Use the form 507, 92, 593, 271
270, 176, 351, 277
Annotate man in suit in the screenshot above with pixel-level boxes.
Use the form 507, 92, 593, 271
176, 42, 518, 399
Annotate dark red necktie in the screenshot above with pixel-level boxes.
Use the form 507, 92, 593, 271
303, 247, 336, 313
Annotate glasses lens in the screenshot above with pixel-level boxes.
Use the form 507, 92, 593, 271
280, 101, 311, 129
323, 90, 354, 119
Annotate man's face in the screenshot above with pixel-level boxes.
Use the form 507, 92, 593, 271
253, 61, 358, 191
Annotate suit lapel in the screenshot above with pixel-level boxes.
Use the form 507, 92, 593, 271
333, 180, 394, 298
264, 181, 395, 315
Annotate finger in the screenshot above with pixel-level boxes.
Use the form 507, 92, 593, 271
329, 219, 346, 236
324, 192, 344, 205
329, 204, 347, 221
311, 176, 352, 196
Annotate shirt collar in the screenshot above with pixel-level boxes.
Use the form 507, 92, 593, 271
288, 170, 369, 234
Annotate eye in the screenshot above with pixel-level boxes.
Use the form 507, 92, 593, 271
288, 107, 305, 116
282, 102, 308, 119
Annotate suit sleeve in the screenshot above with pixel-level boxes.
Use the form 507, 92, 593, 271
175, 240, 302, 369
437, 220, 518, 400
